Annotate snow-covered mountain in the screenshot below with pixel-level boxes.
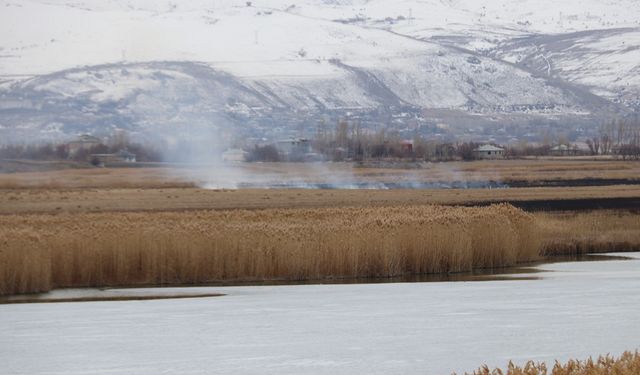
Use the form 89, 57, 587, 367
490, 28, 640, 107
0, 0, 638, 142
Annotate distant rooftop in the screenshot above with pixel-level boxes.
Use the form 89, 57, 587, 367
72, 134, 101, 143
474, 144, 504, 152
551, 144, 573, 151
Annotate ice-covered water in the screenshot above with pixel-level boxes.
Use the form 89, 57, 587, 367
1, 253, 639, 375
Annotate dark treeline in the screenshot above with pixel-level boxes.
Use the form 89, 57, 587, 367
312, 120, 462, 162
0, 135, 162, 163
310, 120, 528, 162
305, 117, 640, 162
2, 117, 640, 163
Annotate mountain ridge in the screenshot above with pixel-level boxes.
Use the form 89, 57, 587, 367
0, 0, 638, 142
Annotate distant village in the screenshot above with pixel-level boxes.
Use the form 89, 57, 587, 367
220, 118, 640, 162
222, 138, 594, 163
1, 118, 640, 165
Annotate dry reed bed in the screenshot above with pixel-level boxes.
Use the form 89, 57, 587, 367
464, 351, 640, 375
4, 185, 640, 215
537, 211, 640, 255
0, 204, 539, 295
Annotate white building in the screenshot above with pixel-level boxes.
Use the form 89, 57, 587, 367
550, 144, 578, 156
275, 138, 312, 157
473, 144, 505, 159
222, 148, 248, 162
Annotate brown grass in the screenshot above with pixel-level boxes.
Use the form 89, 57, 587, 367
1, 160, 640, 215
538, 211, 640, 255
465, 351, 640, 375
0, 166, 195, 189
2, 185, 640, 215
0, 204, 539, 295
2, 159, 640, 190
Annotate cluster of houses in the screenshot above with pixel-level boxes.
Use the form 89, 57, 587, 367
221, 139, 591, 162
68, 133, 587, 166
222, 138, 511, 162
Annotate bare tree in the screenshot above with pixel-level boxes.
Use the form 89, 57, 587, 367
599, 121, 615, 155
335, 120, 349, 149
616, 118, 627, 147
586, 137, 600, 155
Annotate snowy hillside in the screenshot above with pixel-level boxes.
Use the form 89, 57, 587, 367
490, 28, 640, 105
0, 0, 638, 141
3, 0, 639, 75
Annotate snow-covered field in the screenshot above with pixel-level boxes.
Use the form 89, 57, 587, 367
1, 253, 639, 375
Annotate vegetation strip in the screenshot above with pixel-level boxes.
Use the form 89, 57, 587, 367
463, 351, 640, 375
0, 293, 225, 304
3, 185, 640, 215
0, 204, 539, 295
2, 204, 638, 296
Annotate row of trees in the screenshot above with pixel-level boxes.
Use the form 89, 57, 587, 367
313, 121, 461, 162
0, 137, 162, 163
3, 118, 639, 163
585, 118, 640, 159
313, 121, 506, 161
0, 143, 71, 161
309, 118, 640, 162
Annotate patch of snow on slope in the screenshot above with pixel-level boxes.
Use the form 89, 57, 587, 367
492, 28, 640, 102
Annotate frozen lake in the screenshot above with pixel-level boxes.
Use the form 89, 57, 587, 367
1, 253, 639, 375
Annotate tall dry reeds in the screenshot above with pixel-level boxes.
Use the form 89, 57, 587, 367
0, 204, 539, 295
464, 351, 640, 375
536, 211, 640, 255
0, 229, 51, 295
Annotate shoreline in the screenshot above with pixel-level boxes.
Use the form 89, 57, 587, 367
2, 253, 634, 304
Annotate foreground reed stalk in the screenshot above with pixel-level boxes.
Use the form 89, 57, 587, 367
0, 204, 539, 295
464, 351, 640, 375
